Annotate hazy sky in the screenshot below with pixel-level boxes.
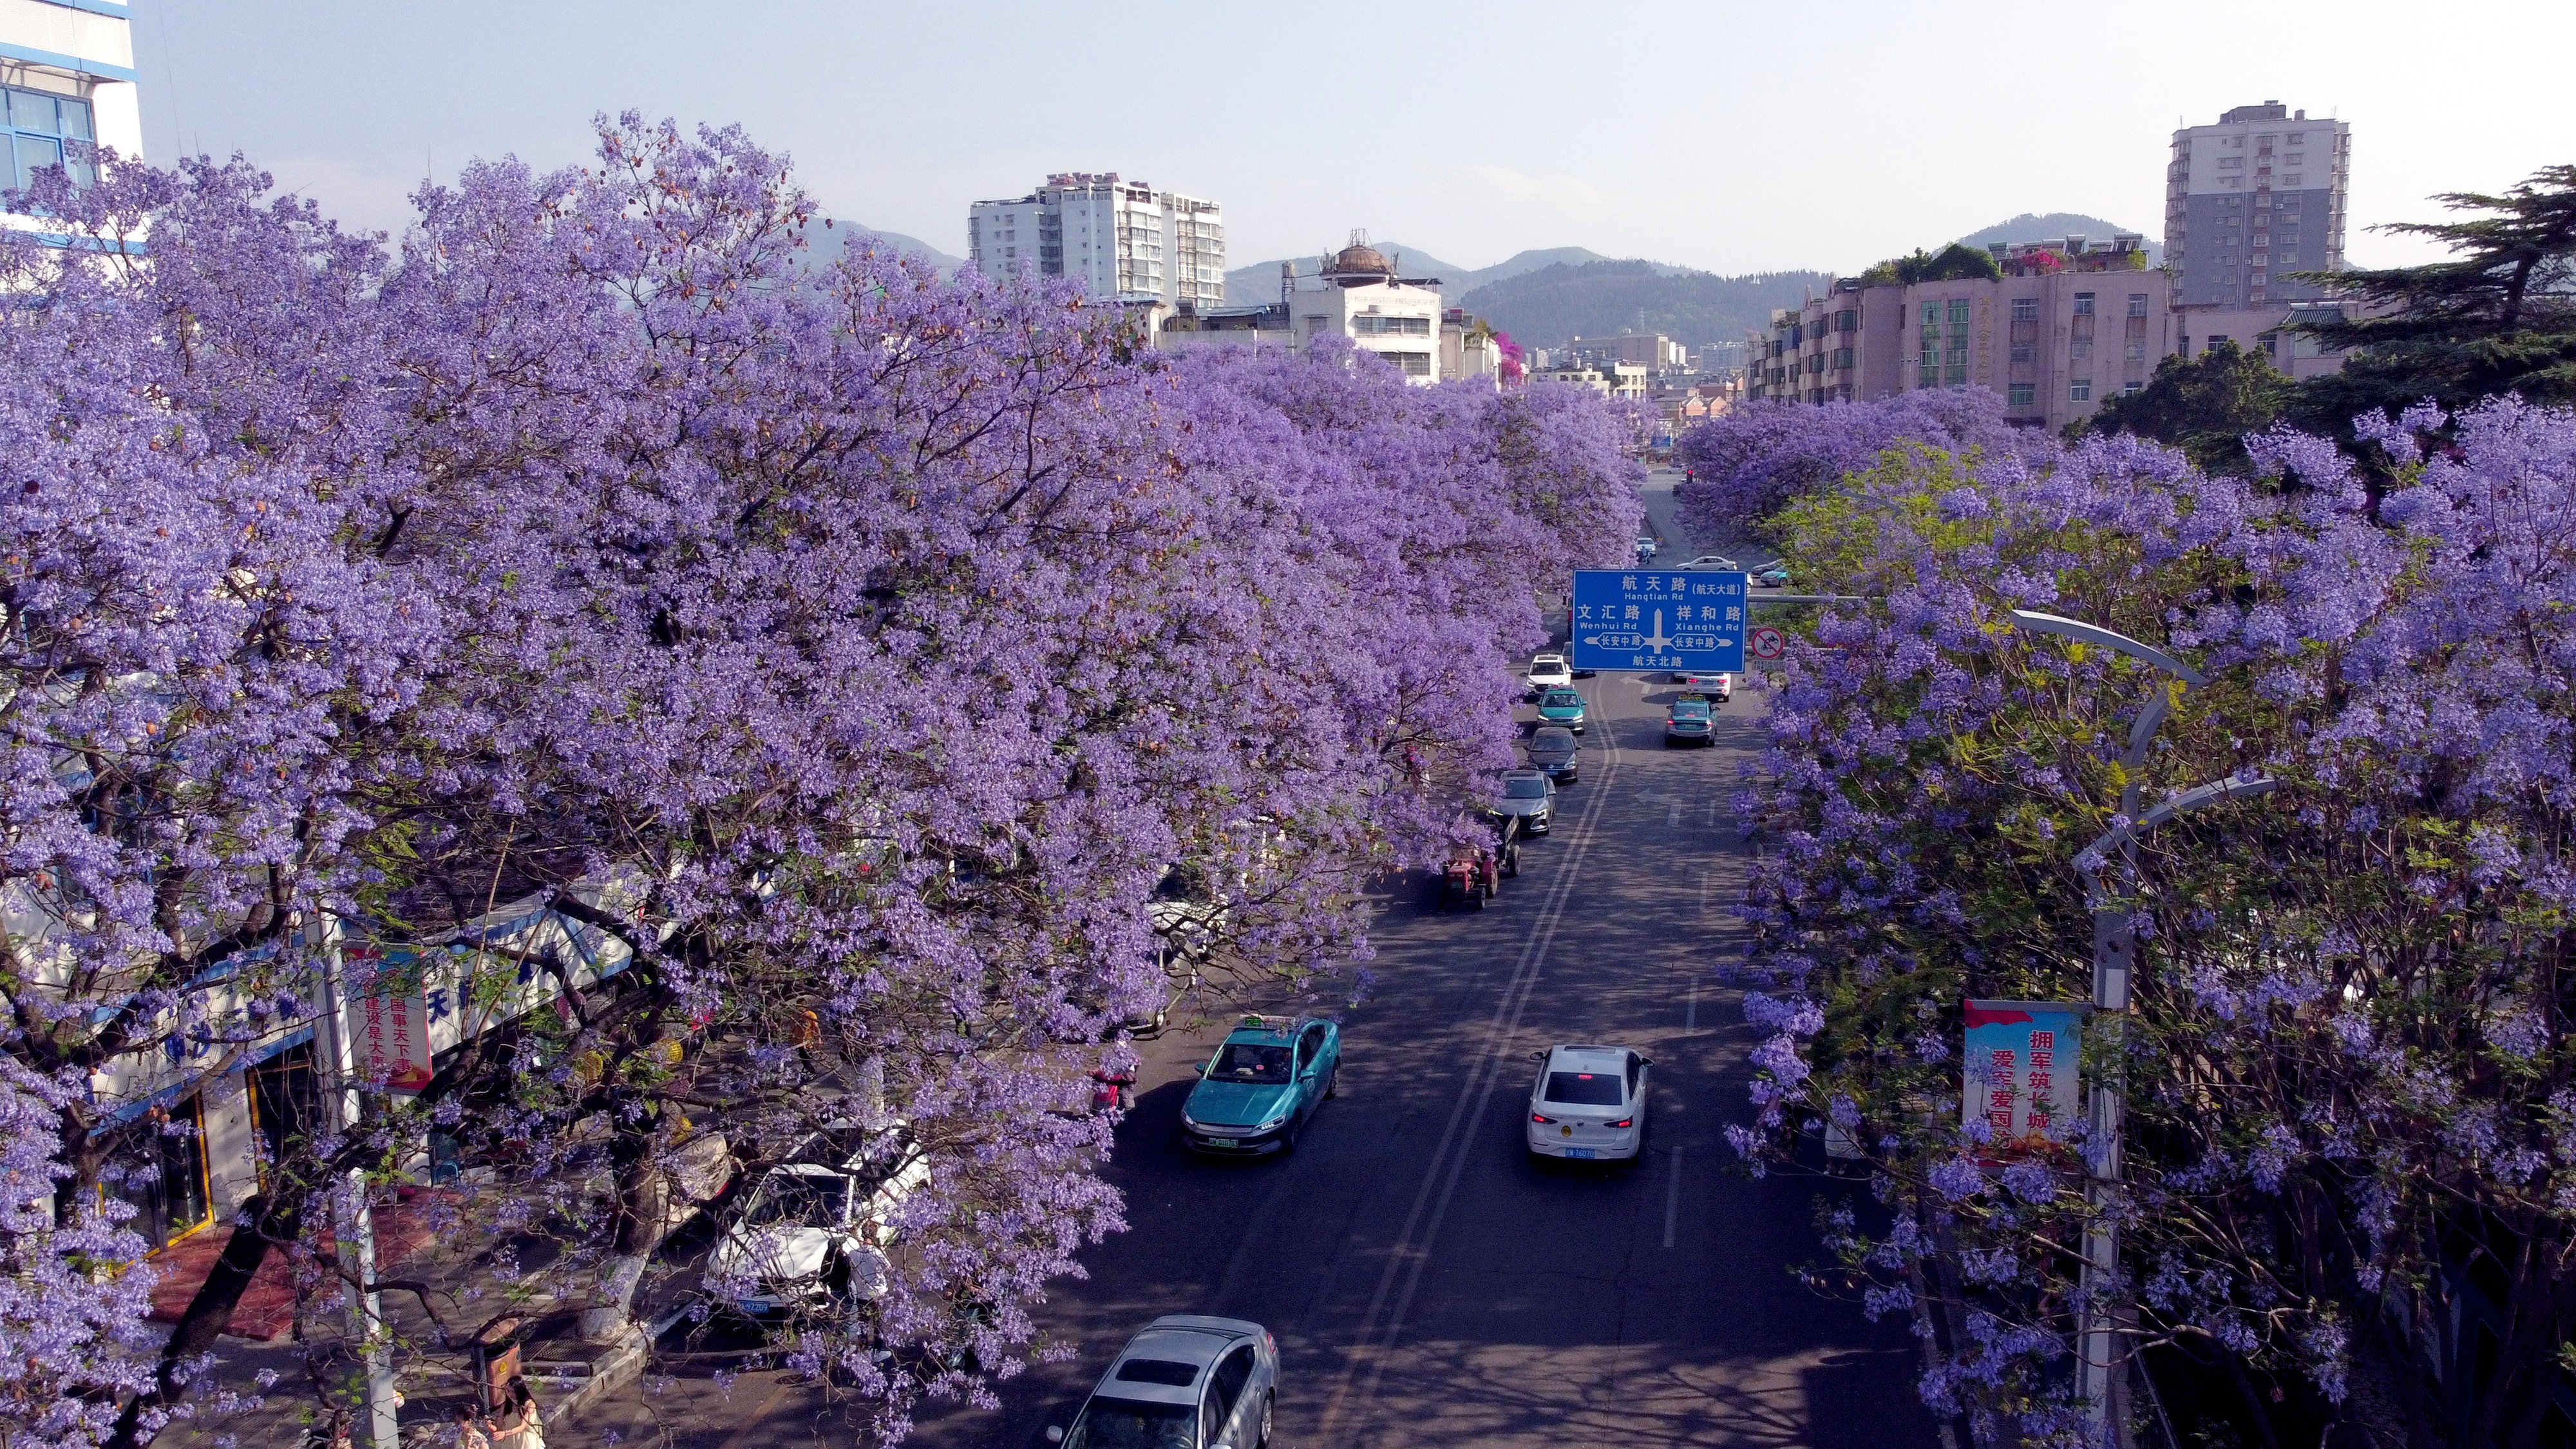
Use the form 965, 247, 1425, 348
132, 0, 2569, 277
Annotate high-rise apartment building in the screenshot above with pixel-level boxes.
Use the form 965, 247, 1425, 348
2164, 102, 2350, 308
967, 173, 1225, 309
1, 0, 141, 240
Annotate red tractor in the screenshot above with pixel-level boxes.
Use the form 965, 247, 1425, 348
1442, 817, 1523, 909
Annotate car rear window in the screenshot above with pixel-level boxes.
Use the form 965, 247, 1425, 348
1113, 1359, 1200, 1387
1545, 1070, 1625, 1106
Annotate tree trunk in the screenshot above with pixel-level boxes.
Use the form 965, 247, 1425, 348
107, 1189, 301, 1449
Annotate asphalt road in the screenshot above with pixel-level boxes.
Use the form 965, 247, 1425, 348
569, 470, 1932, 1449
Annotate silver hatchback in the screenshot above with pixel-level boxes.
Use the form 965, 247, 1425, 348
1054, 1315, 1279, 1449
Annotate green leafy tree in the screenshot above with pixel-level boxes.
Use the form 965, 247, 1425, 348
2295, 164, 2576, 426
2076, 339, 2292, 473
1856, 242, 2004, 287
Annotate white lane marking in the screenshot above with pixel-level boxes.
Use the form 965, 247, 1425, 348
1707, 797, 1721, 828
1685, 979, 1699, 1031
1698, 870, 1709, 915
1667, 800, 1682, 826
1319, 677, 1625, 1442
1663, 1146, 1685, 1249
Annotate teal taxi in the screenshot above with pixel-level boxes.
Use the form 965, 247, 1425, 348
1180, 1016, 1342, 1156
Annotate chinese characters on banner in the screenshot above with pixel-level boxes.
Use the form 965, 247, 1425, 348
1961, 999, 2088, 1153
342, 945, 436, 1092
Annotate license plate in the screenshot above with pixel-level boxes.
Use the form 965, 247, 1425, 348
1566, 1148, 1595, 1160
1208, 1137, 1238, 1148
740, 1298, 772, 1315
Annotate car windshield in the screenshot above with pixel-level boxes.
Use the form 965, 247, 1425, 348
743, 1172, 847, 1228
1504, 777, 1549, 800
1542, 691, 1582, 708
1066, 1397, 1196, 1449
1545, 1070, 1625, 1106
1211, 1042, 1293, 1083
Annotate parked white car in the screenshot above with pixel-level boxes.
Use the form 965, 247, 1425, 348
705, 1124, 929, 1318
1675, 554, 1739, 571
1526, 1044, 1651, 1162
1523, 653, 1573, 695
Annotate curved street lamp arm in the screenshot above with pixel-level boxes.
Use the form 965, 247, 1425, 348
2005, 609, 2207, 687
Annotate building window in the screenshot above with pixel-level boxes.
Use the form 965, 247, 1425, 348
1832, 347, 1853, 370
6, 84, 99, 191
2010, 343, 2034, 364
2008, 383, 2036, 407
110, 1096, 214, 1251
1946, 299, 1971, 326
1918, 363, 1938, 389
2126, 294, 2150, 317
1808, 354, 1825, 375
2072, 293, 2096, 316
1835, 309, 1857, 332
2123, 381, 2145, 396
2125, 342, 2146, 361
1921, 301, 1940, 329
2011, 298, 2040, 323
1391, 352, 1432, 376
2070, 379, 2093, 402
2071, 339, 2092, 360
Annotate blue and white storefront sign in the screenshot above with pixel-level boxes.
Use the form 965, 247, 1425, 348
1569, 569, 1748, 673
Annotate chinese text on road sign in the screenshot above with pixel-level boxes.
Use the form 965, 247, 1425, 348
1569, 569, 1748, 673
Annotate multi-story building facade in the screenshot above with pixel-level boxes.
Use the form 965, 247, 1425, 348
1743, 236, 2175, 431
1566, 332, 1689, 372
967, 172, 1224, 309
2164, 102, 2350, 309
1154, 240, 1501, 388
2, 0, 140, 240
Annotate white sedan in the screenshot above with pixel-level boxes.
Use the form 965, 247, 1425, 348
1523, 654, 1573, 694
1675, 554, 1739, 571
1526, 1044, 1651, 1162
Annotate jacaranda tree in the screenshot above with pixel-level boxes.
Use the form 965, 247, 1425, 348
1719, 388, 2576, 1448
0, 119, 1640, 1449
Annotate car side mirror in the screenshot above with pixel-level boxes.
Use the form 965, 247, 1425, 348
1045, 1427, 1066, 1445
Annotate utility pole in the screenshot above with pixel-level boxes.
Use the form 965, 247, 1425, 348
2007, 611, 2273, 1446
314, 920, 402, 1449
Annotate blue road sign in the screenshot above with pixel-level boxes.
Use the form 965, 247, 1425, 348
1569, 569, 1748, 673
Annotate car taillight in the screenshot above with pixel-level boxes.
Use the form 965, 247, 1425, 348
1609, 1118, 1633, 1129
1531, 1113, 1555, 1124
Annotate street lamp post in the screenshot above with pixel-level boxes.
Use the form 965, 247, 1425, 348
2005, 610, 2275, 1445
313, 921, 402, 1449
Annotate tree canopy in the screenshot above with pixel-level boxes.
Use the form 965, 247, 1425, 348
2076, 339, 2295, 474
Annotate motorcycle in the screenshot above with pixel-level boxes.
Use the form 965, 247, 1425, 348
1088, 1067, 1136, 1113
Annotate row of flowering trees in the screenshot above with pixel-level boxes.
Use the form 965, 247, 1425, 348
0, 119, 1642, 1449
1678, 380, 2576, 1446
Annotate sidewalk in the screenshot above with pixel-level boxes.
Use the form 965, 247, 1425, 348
146, 1191, 447, 1342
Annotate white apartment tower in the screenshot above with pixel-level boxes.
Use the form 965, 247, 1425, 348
2164, 102, 2351, 308
968, 172, 1225, 309
1, 0, 141, 240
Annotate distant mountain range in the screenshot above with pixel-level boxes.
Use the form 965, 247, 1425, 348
1457, 262, 1831, 355
1223, 243, 1692, 307
803, 218, 965, 273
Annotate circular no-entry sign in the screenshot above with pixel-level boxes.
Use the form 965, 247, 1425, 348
1749, 626, 1786, 661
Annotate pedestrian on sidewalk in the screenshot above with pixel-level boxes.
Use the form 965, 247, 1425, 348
493, 1377, 544, 1449
453, 1403, 493, 1449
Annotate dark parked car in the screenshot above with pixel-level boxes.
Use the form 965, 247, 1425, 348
1526, 726, 1579, 784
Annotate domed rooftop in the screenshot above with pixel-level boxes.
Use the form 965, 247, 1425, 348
1323, 242, 1394, 285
